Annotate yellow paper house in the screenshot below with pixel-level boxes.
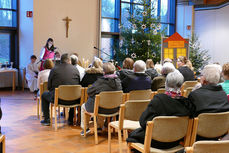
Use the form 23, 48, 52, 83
161, 32, 189, 65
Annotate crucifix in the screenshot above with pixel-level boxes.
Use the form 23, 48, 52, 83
62, 16, 72, 38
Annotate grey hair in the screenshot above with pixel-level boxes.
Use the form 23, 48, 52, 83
70, 55, 78, 65
133, 60, 146, 73
165, 70, 184, 92
202, 64, 220, 84
161, 62, 175, 76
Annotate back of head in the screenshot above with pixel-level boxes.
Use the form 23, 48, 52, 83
146, 59, 154, 69
161, 62, 175, 76
61, 53, 70, 64
178, 56, 188, 64
70, 55, 78, 66
123, 58, 134, 70
43, 59, 54, 69
103, 62, 115, 75
202, 64, 220, 85
30, 55, 37, 60
222, 63, 229, 77
133, 60, 146, 73
93, 58, 103, 69
163, 58, 173, 64
166, 70, 184, 92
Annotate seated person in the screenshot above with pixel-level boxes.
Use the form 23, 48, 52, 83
151, 62, 175, 91
80, 58, 103, 87
80, 62, 122, 135
122, 60, 151, 93
26, 55, 39, 96
116, 57, 134, 81
177, 56, 195, 81
41, 54, 80, 126
220, 63, 229, 94
37, 59, 54, 94
127, 71, 195, 151
70, 55, 85, 82
189, 64, 229, 117
145, 59, 158, 80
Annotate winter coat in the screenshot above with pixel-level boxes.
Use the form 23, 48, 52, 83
80, 67, 103, 87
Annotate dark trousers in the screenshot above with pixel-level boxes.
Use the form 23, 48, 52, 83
42, 91, 79, 122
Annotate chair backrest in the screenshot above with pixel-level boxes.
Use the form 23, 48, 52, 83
183, 87, 193, 98
58, 85, 82, 101
99, 91, 123, 109
157, 88, 165, 94
128, 90, 152, 100
124, 100, 150, 121
181, 81, 198, 91
192, 141, 229, 153
151, 116, 190, 142
196, 112, 229, 138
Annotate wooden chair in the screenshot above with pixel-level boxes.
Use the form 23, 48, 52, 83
181, 81, 198, 96
190, 112, 229, 146
185, 140, 229, 153
127, 116, 193, 153
84, 84, 92, 103
183, 87, 193, 98
50, 85, 85, 131
126, 90, 153, 101
84, 91, 125, 144
0, 135, 5, 153
108, 100, 150, 153
37, 82, 48, 119
156, 88, 166, 94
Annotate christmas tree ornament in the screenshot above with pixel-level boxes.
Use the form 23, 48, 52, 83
147, 40, 151, 46
141, 24, 146, 30
153, 29, 157, 35
131, 53, 137, 59
142, 11, 147, 16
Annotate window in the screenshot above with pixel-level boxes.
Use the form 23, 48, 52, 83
101, 0, 176, 61
0, 0, 18, 66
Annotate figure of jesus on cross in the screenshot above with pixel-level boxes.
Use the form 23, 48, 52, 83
63, 16, 72, 38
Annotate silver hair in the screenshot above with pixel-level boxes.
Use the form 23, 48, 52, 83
165, 70, 184, 92
70, 55, 78, 65
133, 60, 146, 73
202, 64, 220, 84
161, 62, 175, 76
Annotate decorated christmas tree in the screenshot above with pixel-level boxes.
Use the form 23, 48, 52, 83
189, 34, 211, 72
114, 0, 165, 64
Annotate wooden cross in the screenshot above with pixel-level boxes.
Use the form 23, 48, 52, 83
62, 16, 72, 38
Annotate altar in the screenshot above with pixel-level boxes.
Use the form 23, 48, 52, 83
0, 68, 18, 92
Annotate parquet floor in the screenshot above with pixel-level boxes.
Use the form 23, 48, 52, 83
0, 90, 127, 153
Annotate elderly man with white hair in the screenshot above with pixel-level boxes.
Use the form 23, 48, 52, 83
151, 62, 175, 91
70, 55, 85, 81
122, 60, 152, 93
189, 64, 229, 117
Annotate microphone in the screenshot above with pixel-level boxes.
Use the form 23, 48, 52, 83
94, 46, 99, 50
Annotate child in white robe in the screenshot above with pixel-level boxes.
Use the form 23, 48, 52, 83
26, 55, 39, 95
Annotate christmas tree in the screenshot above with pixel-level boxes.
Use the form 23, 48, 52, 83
114, 0, 165, 64
189, 34, 211, 72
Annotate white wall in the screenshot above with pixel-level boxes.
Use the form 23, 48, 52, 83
33, 0, 99, 64
195, 5, 229, 65
19, 0, 33, 69
176, 5, 193, 38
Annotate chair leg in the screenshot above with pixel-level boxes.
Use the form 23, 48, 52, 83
123, 129, 128, 141
94, 116, 98, 144
58, 107, 61, 119
118, 129, 122, 153
73, 107, 77, 125
55, 106, 57, 131
39, 98, 42, 121
77, 106, 81, 125
65, 108, 69, 120
50, 104, 53, 126
37, 98, 39, 119
108, 124, 112, 153
127, 143, 132, 153
83, 112, 87, 137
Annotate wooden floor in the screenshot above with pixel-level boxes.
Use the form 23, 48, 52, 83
0, 90, 127, 153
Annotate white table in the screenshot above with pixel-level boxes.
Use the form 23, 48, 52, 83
0, 68, 17, 92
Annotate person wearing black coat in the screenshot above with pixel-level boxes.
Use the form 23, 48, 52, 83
80, 62, 122, 136
41, 54, 80, 126
80, 58, 103, 87
177, 56, 195, 81
127, 71, 195, 152
116, 57, 134, 81
122, 60, 152, 93
188, 65, 229, 141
